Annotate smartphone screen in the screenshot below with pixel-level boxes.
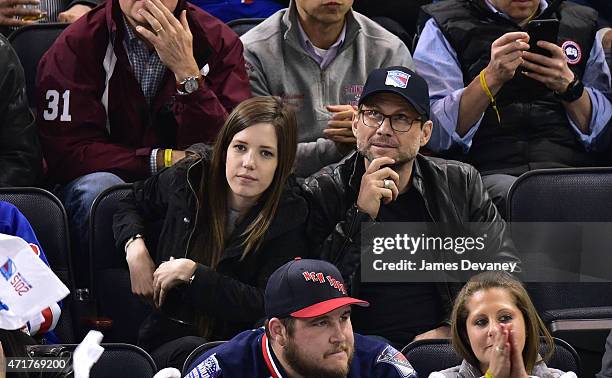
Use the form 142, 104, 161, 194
527, 19, 560, 57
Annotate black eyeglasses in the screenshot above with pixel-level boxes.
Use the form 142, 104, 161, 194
359, 109, 423, 132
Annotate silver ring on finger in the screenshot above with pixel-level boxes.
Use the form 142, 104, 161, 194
154, 26, 164, 33
495, 345, 504, 354
383, 179, 392, 189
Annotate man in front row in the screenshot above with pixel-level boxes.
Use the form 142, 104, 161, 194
185, 258, 417, 378
303, 67, 518, 348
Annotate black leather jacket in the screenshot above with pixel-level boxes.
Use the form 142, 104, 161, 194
113, 145, 309, 350
302, 151, 519, 322
0, 36, 42, 187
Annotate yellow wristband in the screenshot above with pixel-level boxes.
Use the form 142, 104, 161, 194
485, 370, 495, 378
164, 149, 173, 168
479, 69, 502, 125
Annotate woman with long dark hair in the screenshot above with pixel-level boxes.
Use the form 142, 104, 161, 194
113, 96, 308, 369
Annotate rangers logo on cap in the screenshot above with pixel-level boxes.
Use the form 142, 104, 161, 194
385, 70, 410, 89
562, 40, 582, 65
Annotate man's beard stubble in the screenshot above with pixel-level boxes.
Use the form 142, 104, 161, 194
283, 338, 354, 378
357, 143, 415, 172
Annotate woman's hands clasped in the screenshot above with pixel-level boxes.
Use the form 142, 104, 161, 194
153, 257, 197, 308
126, 238, 197, 308
487, 323, 529, 378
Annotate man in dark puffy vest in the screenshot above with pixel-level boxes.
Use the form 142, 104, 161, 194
414, 0, 612, 216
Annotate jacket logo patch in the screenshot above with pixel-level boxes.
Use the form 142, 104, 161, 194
385, 70, 410, 89
245, 61, 255, 73
189, 353, 220, 378
562, 40, 582, 65
280, 94, 305, 111
344, 84, 364, 107
376, 345, 416, 378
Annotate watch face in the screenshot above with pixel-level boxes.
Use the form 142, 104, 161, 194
185, 78, 199, 93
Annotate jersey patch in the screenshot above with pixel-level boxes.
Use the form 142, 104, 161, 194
562, 40, 582, 65
188, 353, 221, 378
376, 345, 416, 378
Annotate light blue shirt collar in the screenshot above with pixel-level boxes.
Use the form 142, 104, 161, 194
484, 0, 548, 21
296, 18, 346, 69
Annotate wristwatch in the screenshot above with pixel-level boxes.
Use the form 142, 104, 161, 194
555, 75, 584, 103
176, 75, 203, 95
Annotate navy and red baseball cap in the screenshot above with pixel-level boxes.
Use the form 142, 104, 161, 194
265, 258, 369, 319
358, 66, 430, 119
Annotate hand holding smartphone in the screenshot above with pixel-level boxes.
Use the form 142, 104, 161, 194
526, 19, 560, 57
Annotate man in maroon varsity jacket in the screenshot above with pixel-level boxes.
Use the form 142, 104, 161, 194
36, 0, 250, 266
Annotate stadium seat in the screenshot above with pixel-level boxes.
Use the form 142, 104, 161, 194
371, 16, 412, 50
89, 184, 151, 343
507, 167, 612, 376
8, 23, 68, 110
89, 343, 157, 377
508, 167, 612, 222
0, 187, 76, 342
401, 339, 461, 377
182, 341, 226, 375
226, 17, 265, 36
402, 337, 580, 377
28, 343, 157, 377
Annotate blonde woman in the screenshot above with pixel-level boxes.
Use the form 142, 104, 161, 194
430, 272, 577, 378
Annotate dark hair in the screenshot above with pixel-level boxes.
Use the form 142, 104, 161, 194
451, 272, 554, 373
194, 96, 297, 268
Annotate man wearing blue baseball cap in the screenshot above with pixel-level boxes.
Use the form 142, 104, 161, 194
184, 258, 417, 378
302, 66, 518, 348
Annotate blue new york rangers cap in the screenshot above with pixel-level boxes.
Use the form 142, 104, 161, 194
358, 66, 430, 119
265, 258, 369, 319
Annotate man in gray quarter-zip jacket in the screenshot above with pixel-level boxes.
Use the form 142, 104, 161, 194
241, 0, 413, 177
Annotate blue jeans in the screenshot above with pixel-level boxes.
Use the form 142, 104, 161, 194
57, 172, 125, 285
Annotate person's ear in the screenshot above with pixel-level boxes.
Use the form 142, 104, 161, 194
420, 120, 433, 147
268, 318, 288, 346
352, 111, 360, 136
